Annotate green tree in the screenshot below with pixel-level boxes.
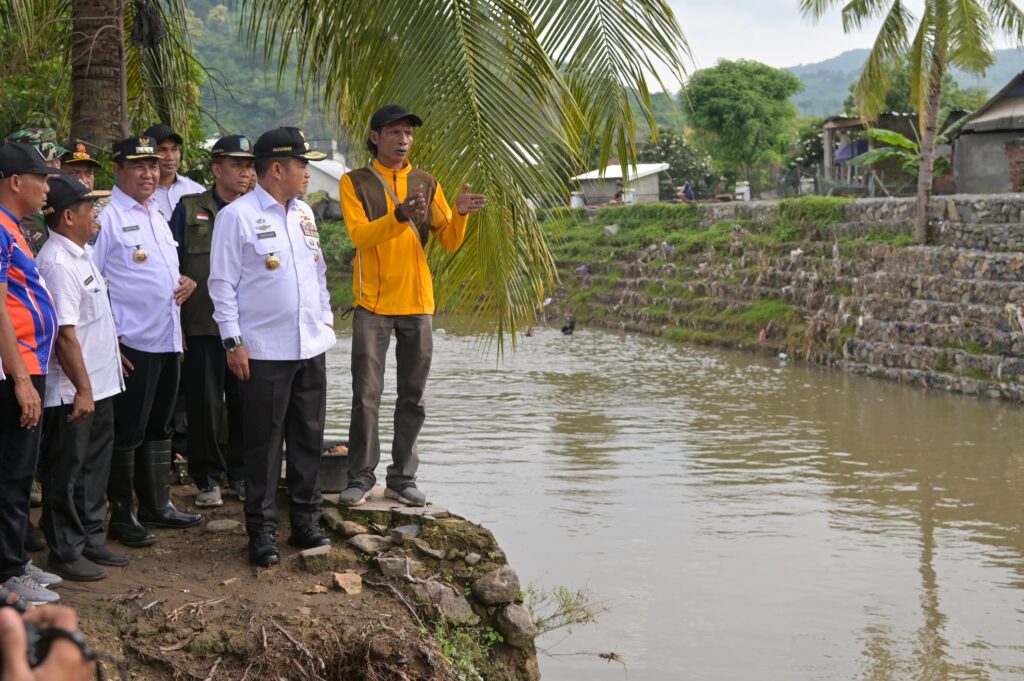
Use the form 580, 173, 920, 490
802, 0, 1024, 244
841, 60, 989, 113
637, 127, 716, 199
681, 59, 803, 194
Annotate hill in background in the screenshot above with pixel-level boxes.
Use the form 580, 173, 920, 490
786, 48, 1024, 116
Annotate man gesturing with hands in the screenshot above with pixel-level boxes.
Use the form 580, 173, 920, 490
338, 104, 485, 509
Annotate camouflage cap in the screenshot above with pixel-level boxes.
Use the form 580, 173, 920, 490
5, 128, 68, 162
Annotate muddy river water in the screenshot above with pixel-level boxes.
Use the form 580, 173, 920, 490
323, 324, 1024, 680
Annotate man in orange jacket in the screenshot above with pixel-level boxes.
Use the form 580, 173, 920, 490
339, 105, 486, 507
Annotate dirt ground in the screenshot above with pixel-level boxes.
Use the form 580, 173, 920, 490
33, 482, 524, 681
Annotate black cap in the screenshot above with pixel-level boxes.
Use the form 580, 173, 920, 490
111, 136, 162, 162
252, 127, 327, 160
211, 134, 255, 159
44, 175, 110, 214
60, 139, 102, 168
143, 124, 183, 146
0, 142, 63, 178
369, 104, 423, 131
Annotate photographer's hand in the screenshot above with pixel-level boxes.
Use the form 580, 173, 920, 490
0, 606, 96, 681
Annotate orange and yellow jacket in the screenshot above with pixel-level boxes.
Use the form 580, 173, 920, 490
340, 160, 468, 315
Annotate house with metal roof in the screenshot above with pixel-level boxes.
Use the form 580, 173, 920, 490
953, 71, 1024, 193
570, 163, 670, 205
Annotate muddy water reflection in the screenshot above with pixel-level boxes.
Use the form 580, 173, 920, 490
324, 326, 1024, 681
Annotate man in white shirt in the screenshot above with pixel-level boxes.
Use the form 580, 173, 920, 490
36, 176, 127, 582
209, 127, 335, 567
143, 125, 205, 222
93, 135, 202, 549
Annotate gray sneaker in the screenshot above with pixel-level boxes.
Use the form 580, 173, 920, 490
385, 484, 426, 507
195, 486, 224, 508
224, 479, 246, 502
339, 484, 369, 507
3, 574, 60, 604
24, 560, 62, 588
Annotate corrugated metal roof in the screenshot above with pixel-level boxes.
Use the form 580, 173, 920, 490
571, 163, 670, 181
963, 92, 1024, 132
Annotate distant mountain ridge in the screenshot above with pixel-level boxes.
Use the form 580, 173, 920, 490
785, 48, 1024, 116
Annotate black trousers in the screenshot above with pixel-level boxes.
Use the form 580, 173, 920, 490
40, 397, 115, 561
237, 354, 326, 536
183, 335, 242, 489
113, 347, 179, 455
0, 375, 45, 581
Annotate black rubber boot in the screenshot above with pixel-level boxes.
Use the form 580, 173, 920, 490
136, 440, 202, 529
107, 448, 156, 548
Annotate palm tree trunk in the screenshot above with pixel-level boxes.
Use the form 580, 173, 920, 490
70, 0, 128, 148
915, 45, 947, 245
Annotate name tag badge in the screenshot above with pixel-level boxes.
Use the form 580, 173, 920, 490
257, 231, 277, 239
84, 275, 95, 286
123, 225, 140, 232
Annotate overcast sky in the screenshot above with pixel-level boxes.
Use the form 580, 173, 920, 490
660, 0, 890, 84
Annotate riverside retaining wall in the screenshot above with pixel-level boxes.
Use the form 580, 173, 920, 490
549, 194, 1024, 402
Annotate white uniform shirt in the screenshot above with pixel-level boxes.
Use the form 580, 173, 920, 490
209, 184, 335, 361
93, 186, 183, 353
153, 174, 205, 222
36, 231, 125, 407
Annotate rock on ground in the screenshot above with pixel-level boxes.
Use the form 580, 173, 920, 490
495, 603, 539, 649
471, 566, 521, 605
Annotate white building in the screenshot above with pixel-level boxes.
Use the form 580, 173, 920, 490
306, 158, 349, 200
570, 163, 669, 205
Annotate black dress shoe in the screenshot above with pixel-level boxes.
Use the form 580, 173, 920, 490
249, 534, 280, 567
46, 555, 106, 582
287, 526, 331, 550
24, 524, 45, 553
83, 544, 130, 567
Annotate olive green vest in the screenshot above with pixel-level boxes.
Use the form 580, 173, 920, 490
348, 167, 437, 246
179, 189, 220, 336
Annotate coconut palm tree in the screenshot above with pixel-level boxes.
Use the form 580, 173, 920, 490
1, 0, 199, 145
2, 0, 689, 341
800, 0, 1024, 244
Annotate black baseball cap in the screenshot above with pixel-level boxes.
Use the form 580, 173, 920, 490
112, 136, 162, 162
211, 134, 255, 159
369, 104, 423, 131
0, 142, 64, 178
44, 175, 110, 213
252, 127, 327, 160
143, 124, 184, 146
61, 139, 102, 168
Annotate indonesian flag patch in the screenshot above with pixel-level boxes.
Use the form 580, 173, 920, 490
196, 213, 210, 221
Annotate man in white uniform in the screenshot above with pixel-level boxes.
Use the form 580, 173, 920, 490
143, 124, 205, 222
93, 136, 202, 548
209, 127, 334, 567
36, 176, 127, 581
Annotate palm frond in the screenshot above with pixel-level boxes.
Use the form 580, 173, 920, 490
243, 0, 688, 344
983, 0, 1024, 42
840, 0, 900, 31
949, 0, 996, 73
854, 0, 914, 118
798, 0, 846, 22
530, 0, 690, 168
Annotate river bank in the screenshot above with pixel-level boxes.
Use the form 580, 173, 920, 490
543, 195, 1024, 402
53, 481, 540, 681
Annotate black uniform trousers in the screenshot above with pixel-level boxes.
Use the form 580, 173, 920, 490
0, 375, 45, 582
183, 335, 242, 489
113, 347, 179, 454
39, 397, 115, 562
237, 354, 326, 537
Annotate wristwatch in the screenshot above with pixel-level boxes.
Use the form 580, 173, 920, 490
222, 336, 244, 352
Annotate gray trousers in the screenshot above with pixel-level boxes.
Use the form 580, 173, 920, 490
40, 397, 115, 562
237, 355, 326, 536
346, 307, 432, 490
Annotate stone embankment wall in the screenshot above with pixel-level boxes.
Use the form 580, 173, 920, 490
550, 195, 1024, 402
